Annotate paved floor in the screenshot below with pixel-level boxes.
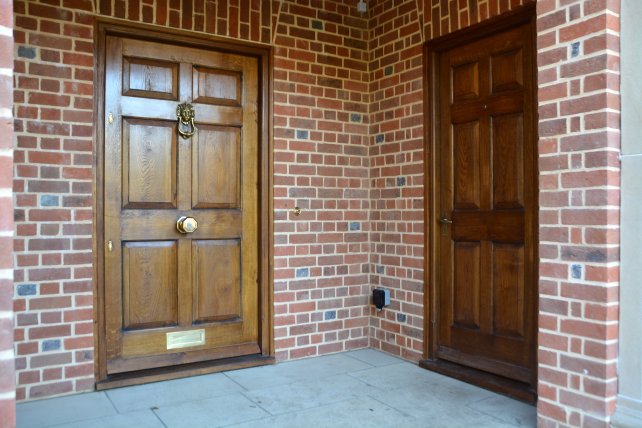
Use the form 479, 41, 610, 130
17, 349, 536, 428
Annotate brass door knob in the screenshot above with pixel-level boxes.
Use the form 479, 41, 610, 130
177, 216, 198, 233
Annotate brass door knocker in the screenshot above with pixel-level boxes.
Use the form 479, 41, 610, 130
177, 102, 197, 139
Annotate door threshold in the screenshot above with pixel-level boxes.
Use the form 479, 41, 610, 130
96, 354, 275, 390
419, 358, 536, 404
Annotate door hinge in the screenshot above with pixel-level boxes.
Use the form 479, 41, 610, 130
107, 240, 113, 252
108, 112, 114, 124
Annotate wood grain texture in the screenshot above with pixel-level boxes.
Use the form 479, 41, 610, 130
192, 126, 240, 209
123, 241, 178, 330
193, 239, 241, 323
123, 57, 179, 100
122, 118, 177, 209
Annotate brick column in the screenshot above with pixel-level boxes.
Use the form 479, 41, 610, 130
536, 1, 620, 426
0, 0, 15, 425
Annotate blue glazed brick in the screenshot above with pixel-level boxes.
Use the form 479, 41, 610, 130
571, 264, 582, 279
17, 46, 36, 59
296, 267, 309, 278
17, 284, 37, 296
311, 20, 323, 30
376, 134, 385, 144
396, 176, 406, 186
349, 222, 360, 231
296, 129, 309, 140
396, 313, 407, 323
384, 65, 393, 76
325, 310, 337, 320
350, 113, 361, 123
40, 195, 60, 207
376, 265, 385, 274
571, 41, 581, 58
42, 339, 61, 352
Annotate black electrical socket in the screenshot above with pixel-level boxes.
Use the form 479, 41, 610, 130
373, 288, 386, 310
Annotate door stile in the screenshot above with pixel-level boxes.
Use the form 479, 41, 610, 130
104, 36, 124, 362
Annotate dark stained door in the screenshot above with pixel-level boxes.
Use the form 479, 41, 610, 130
435, 19, 537, 385
103, 36, 260, 373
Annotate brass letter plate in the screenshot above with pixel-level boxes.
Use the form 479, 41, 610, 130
166, 329, 205, 350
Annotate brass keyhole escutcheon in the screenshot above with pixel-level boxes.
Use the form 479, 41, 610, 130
177, 216, 198, 234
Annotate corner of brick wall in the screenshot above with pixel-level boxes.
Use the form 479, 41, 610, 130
271, 0, 371, 360
367, 0, 425, 361
0, 0, 16, 425
535, 0, 620, 426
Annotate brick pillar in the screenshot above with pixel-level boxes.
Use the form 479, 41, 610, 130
536, 1, 620, 426
0, 0, 15, 425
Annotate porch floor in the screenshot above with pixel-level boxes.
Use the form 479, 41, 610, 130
16, 349, 536, 428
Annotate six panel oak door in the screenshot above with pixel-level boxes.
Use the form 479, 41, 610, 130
437, 21, 537, 384
103, 36, 260, 373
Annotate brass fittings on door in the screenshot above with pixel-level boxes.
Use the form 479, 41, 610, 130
177, 102, 197, 139
177, 216, 198, 233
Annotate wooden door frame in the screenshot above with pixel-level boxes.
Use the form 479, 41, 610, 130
92, 19, 274, 388
420, 3, 539, 401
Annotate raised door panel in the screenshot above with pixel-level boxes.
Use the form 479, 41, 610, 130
123, 241, 178, 330
123, 118, 177, 209
490, 48, 524, 94
451, 61, 480, 102
123, 57, 179, 100
453, 242, 481, 330
492, 114, 524, 209
192, 126, 240, 209
193, 240, 241, 324
193, 66, 242, 106
453, 121, 481, 210
492, 243, 525, 338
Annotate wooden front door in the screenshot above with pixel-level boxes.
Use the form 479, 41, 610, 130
424, 6, 537, 397
101, 34, 263, 375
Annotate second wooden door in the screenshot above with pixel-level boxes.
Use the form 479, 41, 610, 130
426, 8, 537, 394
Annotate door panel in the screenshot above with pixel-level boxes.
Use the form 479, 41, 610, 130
193, 239, 241, 323
452, 242, 481, 329
432, 18, 536, 387
492, 114, 524, 209
192, 66, 242, 106
192, 126, 240, 209
122, 57, 179, 100
453, 121, 481, 210
491, 243, 525, 337
103, 35, 261, 375
122, 241, 178, 330
122, 118, 177, 209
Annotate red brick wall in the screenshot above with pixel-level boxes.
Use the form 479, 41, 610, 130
12, 0, 96, 400
535, 0, 620, 426
0, 0, 15, 424
271, 1, 371, 360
